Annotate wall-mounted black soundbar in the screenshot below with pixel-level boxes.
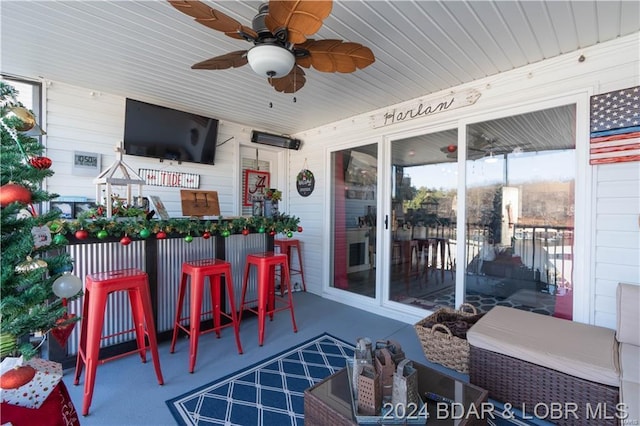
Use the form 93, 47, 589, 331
251, 131, 301, 150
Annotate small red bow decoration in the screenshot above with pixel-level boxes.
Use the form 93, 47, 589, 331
50, 311, 77, 347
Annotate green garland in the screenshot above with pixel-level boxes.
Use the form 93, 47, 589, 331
53, 207, 302, 241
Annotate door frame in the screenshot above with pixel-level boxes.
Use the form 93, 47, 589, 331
239, 145, 285, 215
456, 90, 592, 322
380, 120, 458, 315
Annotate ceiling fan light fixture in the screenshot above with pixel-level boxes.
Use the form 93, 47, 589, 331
247, 44, 295, 78
484, 152, 498, 163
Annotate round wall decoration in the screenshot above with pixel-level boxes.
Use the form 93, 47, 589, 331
296, 168, 315, 197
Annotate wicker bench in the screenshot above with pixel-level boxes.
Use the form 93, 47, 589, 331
467, 305, 620, 426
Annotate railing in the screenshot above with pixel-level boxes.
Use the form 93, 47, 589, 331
512, 224, 573, 288
465, 222, 574, 290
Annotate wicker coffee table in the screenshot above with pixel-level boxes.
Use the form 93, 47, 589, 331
304, 361, 488, 426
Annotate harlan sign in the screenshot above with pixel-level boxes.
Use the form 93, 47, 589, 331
372, 89, 481, 129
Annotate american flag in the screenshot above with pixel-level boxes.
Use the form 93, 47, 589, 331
589, 86, 640, 165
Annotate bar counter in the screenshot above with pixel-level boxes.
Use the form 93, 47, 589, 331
48, 231, 273, 368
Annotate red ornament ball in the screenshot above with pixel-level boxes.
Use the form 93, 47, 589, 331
0, 365, 37, 389
156, 230, 167, 239
75, 229, 89, 240
447, 144, 457, 153
269, 230, 276, 237
242, 228, 250, 236
202, 231, 211, 239
28, 156, 53, 170
297, 226, 303, 233
120, 235, 132, 246
0, 183, 32, 207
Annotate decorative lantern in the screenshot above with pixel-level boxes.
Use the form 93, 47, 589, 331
93, 143, 145, 217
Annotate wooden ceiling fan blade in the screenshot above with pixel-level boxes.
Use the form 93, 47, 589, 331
468, 146, 485, 152
269, 66, 307, 93
191, 51, 248, 70
469, 133, 496, 150
265, 0, 332, 44
168, 0, 257, 40
297, 39, 374, 73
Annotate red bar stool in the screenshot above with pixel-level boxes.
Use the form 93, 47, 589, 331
274, 238, 306, 292
240, 252, 298, 346
170, 259, 243, 373
73, 268, 163, 416
402, 240, 421, 292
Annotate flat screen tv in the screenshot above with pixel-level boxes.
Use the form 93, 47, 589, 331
123, 98, 219, 165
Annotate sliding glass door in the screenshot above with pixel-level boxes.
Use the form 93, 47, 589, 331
387, 130, 459, 310
464, 105, 576, 319
328, 103, 577, 321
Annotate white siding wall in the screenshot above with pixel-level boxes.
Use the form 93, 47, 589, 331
38, 33, 639, 327
593, 162, 640, 328
287, 33, 640, 326
43, 81, 248, 217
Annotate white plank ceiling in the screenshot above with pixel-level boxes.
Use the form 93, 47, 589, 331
1, 1, 639, 136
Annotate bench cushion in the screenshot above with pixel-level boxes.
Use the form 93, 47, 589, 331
619, 343, 639, 383
467, 306, 619, 387
621, 379, 639, 422
617, 283, 640, 346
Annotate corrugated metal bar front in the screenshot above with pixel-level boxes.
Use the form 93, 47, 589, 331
225, 233, 268, 311
65, 240, 146, 356
155, 236, 216, 333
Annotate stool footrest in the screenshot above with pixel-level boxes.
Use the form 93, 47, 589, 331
173, 315, 237, 335
96, 347, 152, 365
99, 327, 147, 342
243, 305, 295, 317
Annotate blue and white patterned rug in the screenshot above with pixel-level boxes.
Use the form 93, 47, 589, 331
166, 333, 550, 426
166, 334, 354, 426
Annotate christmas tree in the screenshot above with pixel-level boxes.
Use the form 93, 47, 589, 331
0, 81, 80, 359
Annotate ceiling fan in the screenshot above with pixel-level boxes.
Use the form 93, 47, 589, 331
439, 133, 526, 161
439, 143, 487, 160
168, 0, 375, 93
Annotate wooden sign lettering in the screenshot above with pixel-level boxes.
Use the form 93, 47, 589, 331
139, 168, 200, 188
372, 89, 481, 129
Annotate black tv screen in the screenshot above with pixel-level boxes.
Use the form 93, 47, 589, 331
123, 99, 219, 165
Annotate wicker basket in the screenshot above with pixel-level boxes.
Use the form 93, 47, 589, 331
414, 303, 478, 374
